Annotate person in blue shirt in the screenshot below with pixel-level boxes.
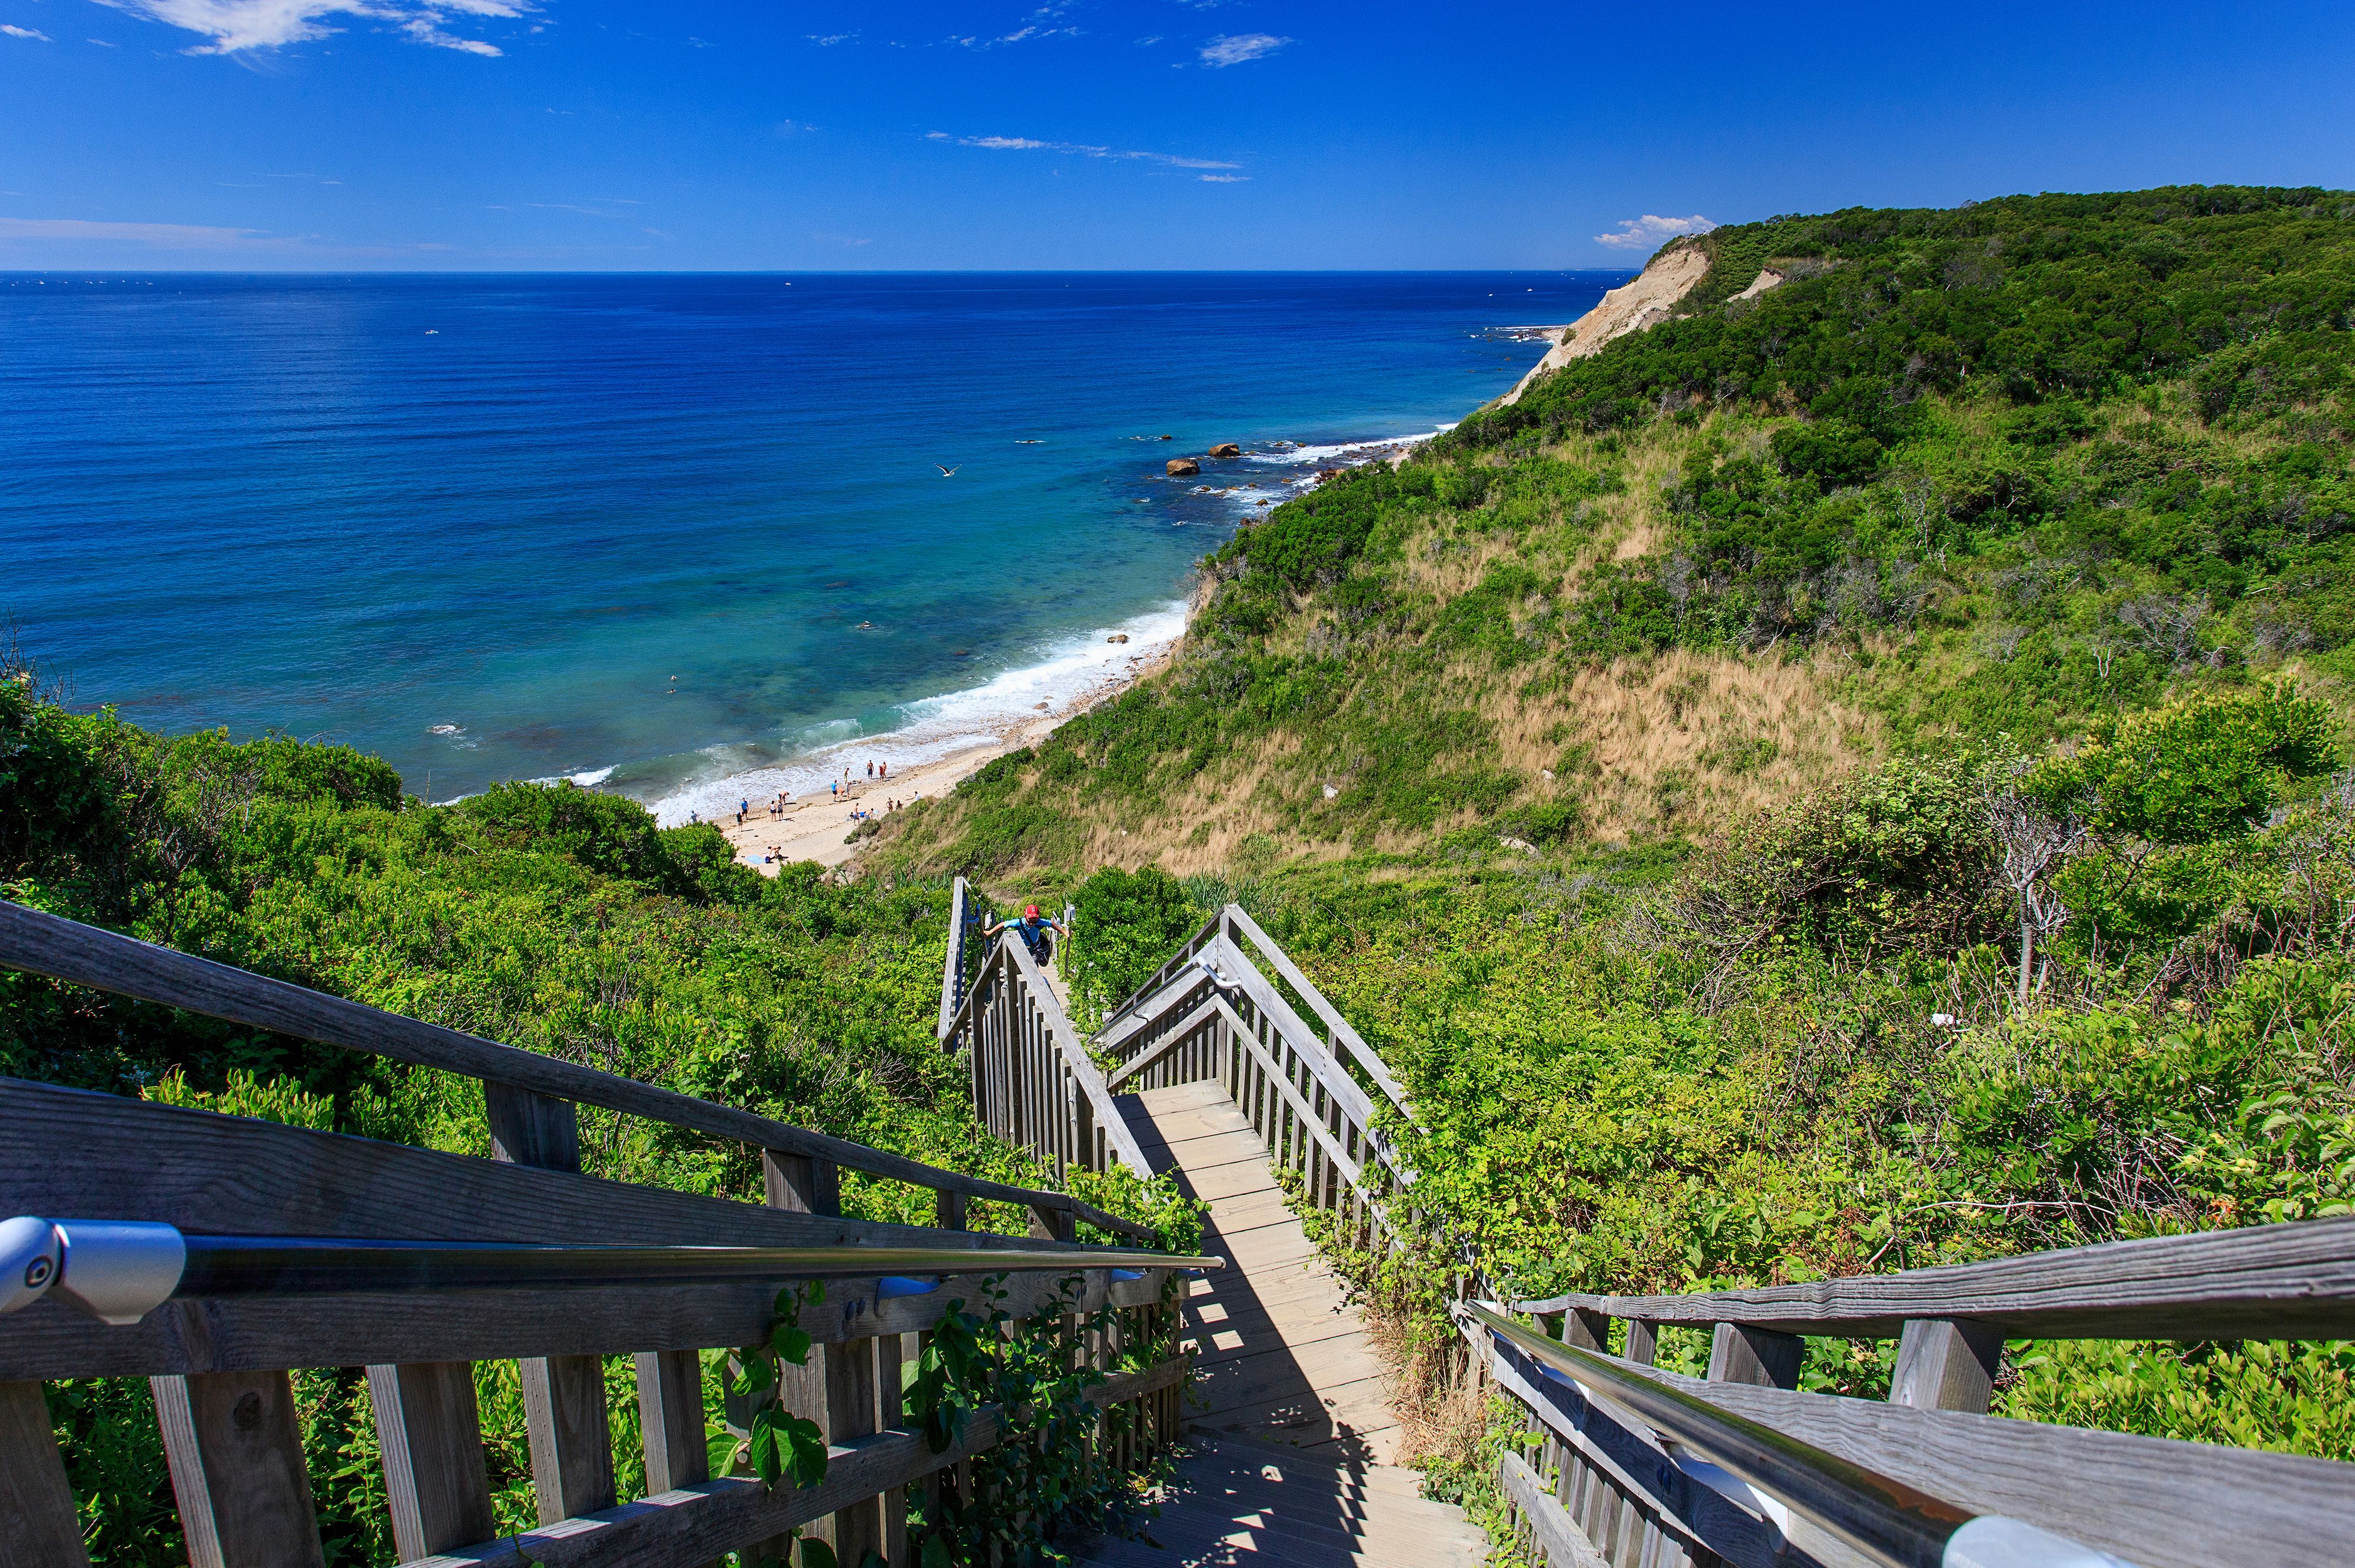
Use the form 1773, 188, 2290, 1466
985, 903, 1065, 965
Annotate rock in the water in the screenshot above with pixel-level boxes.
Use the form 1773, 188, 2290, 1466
1107, 633, 1130, 644
1208, 442, 1240, 459
1166, 457, 1200, 476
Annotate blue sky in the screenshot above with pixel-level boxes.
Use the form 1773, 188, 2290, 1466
2, 1, 2351, 270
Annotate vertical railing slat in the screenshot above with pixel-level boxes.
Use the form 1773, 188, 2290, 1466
1889, 1317, 2002, 1413
633, 1350, 708, 1495
2, 1380, 92, 1567
487, 1085, 617, 1526
366, 1360, 493, 1559
151, 1369, 326, 1568
1704, 1324, 1802, 1389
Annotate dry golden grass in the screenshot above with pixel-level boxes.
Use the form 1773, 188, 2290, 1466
1368, 1301, 1491, 1472
1491, 648, 1882, 844
876, 410, 1891, 882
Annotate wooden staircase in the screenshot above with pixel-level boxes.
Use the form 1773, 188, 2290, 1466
1071, 1080, 1485, 1567
942, 889, 1484, 1567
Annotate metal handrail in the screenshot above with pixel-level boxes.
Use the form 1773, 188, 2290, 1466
1462, 1303, 2137, 1568
0, 1215, 1220, 1328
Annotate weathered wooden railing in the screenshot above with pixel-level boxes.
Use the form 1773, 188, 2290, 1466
941, 885, 1409, 1264
0, 899, 1204, 1567
938, 915, 1152, 1201
934, 875, 989, 1040
1094, 901, 1414, 1262
1467, 1222, 2355, 1568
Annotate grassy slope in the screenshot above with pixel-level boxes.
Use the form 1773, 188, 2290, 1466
880, 184, 2355, 885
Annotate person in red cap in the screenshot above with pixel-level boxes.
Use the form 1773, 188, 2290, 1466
984, 902, 1066, 966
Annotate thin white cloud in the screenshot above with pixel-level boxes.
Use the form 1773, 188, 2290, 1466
2, 23, 51, 38
1594, 213, 1716, 250
805, 31, 855, 45
811, 231, 872, 247
928, 131, 1238, 171
1199, 32, 1285, 67
0, 217, 288, 248
89, 36, 121, 44
91, 0, 532, 57
1198, 174, 1248, 183
957, 22, 1078, 46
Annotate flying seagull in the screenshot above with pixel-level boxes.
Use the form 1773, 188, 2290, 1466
936, 464, 960, 476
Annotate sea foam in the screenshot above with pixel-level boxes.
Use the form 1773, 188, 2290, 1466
646, 599, 1188, 828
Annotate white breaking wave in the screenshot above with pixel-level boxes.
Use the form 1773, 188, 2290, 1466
645, 599, 1189, 828
1247, 426, 1454, 469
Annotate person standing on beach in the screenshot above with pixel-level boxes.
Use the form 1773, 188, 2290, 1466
878, 760, 888, 781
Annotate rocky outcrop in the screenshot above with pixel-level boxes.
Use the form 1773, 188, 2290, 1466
1167, 458, 1201, 476
1501, 240, 1716, 406
1208, 443, 1241, 459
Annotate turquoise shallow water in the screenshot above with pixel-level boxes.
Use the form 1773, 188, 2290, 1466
0, 271, 1622, 813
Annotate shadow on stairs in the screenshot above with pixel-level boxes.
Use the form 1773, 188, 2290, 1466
1073, 1081, 1486, 1567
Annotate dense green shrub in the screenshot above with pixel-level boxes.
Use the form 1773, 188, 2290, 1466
1066, 865, 1205, 1025
0, 680, 1176, 1563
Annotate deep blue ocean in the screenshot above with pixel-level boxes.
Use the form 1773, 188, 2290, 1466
1, 272, 1622, 816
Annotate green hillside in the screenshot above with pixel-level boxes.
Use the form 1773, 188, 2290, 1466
877, 185, 2355, 1466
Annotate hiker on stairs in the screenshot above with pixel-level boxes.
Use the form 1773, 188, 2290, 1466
984, 903, 1065, 968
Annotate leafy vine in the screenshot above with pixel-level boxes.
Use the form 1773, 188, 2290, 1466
905, 1272, 1180, 1568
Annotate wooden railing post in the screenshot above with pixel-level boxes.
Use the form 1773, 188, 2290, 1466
1705, 1324, 1803, 1388
762, 1147, 885, 1557
1889, 1317, 2003, 1414
151, 1369, 326, 1568
1030, 1201, 1078, 1243
487, 1085, 617, 1525
927, 1187, 970, 1553
877, 1331, 909, 1567
1623, 1320, 1659, 1366
365, 1361, 493, 1559
634, 1350, 709, 1494
1560, 1308, 1611, 1353
2, 1380, 92, 1567
826, 1337, 886, 1564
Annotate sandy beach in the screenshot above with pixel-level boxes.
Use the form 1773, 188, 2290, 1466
711, 638, 1178, 873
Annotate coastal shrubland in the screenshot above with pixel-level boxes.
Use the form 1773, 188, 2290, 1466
877, 185, 2355, 1476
